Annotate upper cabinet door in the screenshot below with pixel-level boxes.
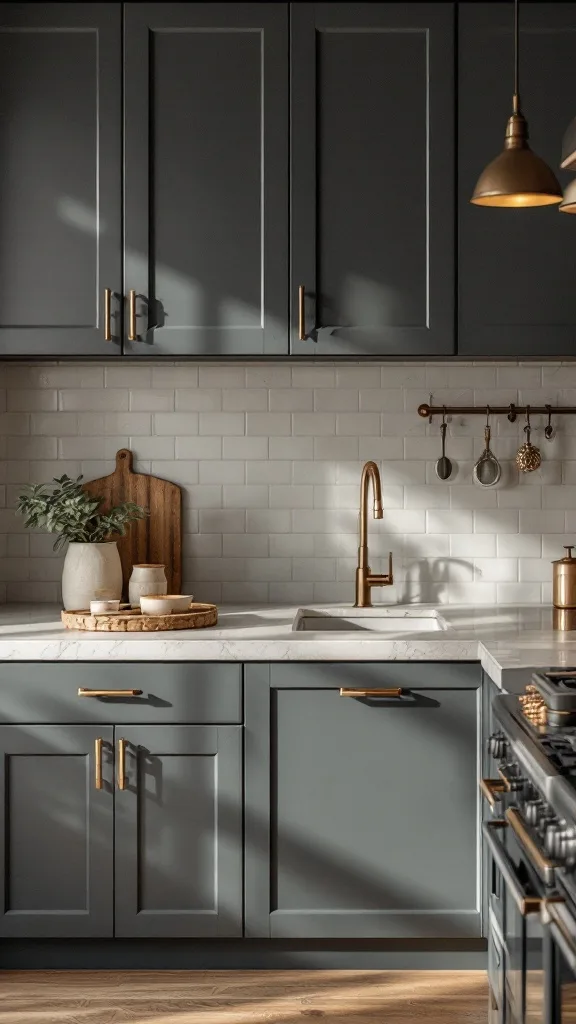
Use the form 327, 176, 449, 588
291, 3, 455, 357
0, 4, 122, 356
124, 3, 289, 357
459, 3, 576, 357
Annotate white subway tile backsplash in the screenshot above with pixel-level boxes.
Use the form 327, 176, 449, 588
8, 389, 57, 412
314, 389, 358, 412
176, 389, 222, 412
224, 485, 268, 508
60, 389, 128, 412
269, 389, 313, 412
247, 412, 291, 436
1, 359, 573, 605
130, 389, 174, 412
199, 461, 244, 485
223, 436, 268, 460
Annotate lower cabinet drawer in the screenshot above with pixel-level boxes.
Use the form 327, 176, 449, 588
0, 664, 242, 724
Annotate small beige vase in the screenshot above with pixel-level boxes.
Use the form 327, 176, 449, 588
129, 564, 167, 608
61, 542, 123, 611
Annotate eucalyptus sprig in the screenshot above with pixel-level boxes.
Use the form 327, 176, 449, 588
16, 475, 149, 552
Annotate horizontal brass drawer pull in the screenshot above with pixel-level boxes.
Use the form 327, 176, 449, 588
339, 687, 403, 698
78, 688, 143, 698
479, 778, 506, 808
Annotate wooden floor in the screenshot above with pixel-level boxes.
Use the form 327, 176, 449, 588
0, 970, 488, 1024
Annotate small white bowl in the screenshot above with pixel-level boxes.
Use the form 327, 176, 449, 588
90, 599, 120, 615
140, 595, 174, 616
167, 594, 194, 612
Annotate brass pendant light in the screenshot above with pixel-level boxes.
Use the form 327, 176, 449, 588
470, 0, 562, 208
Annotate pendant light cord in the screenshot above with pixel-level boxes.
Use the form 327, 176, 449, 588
513, 0, 520, 113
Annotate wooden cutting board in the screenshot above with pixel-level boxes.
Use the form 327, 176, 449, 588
83, 449, 182, 599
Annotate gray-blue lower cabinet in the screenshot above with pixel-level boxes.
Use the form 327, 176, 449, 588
245, 663, 482, 939
114, 725, 243, 938
0, 721, 243, 939
0, 725, 114, 938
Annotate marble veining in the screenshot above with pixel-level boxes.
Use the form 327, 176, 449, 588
0, 604, 575, 691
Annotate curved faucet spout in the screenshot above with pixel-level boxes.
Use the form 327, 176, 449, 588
355, 461, 393, 608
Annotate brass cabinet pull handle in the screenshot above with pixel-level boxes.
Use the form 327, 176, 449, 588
104, 288, 112, 342
128, 289, 137, 341
479, 778, 506, 809
298, 284, 308, 341
482, 820, 541, 916
95, 737, 103, 790
78, 688, 143, 698
117, 738, 127, 790
339, 687, 403, 698
506, 807, 556, 881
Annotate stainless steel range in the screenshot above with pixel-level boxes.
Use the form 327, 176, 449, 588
484, 670, 576, 1024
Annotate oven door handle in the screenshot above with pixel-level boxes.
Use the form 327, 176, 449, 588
479, 778, 506, 809
482, 820, 542, 916
505, 807, 557, 886
545, 900, 576, 973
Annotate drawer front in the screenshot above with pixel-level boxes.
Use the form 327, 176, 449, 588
0, 664, 242, 724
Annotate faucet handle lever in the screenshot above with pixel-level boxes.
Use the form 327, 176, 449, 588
366, 552, 394, 588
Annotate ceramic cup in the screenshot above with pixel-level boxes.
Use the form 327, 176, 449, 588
140, 594, 174, 616
165, 595, 194, 612
90, 599, 121, 615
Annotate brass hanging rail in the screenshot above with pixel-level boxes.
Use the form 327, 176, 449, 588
418, 402, 576, 423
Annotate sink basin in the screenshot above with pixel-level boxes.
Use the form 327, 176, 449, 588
292, 609, 447, 633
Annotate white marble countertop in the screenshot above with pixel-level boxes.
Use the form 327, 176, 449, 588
0, 602, 575, 690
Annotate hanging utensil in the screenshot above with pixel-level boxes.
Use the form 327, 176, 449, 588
545, 404, 556, 441
473, 408, 502, 487
435, 408, 453, 481
515, 406, 542, 473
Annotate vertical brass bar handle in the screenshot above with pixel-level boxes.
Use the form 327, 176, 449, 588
117, 737, 127, 790
104, 288, 112, 342
128, 289, 137, 341
298, 285, 308, 341
95, 737, 103, 790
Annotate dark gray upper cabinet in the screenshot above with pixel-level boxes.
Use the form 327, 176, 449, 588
245, 664, 481, 939
459, 3, 576, 357
0, 4, 122, 356
291, 3, 455, 357
115, 725, 243, 937
0, 725, 114, 938
123, 3, 288, 357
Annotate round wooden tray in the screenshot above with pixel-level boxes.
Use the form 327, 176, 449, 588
61, 603, 218, 632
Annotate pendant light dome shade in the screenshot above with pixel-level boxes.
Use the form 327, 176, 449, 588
470, 0, 562, 209
559, 178, 576, 214
471, 111, 563, 207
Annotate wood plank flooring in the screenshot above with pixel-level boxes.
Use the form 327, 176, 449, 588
0, 970, 488, 1023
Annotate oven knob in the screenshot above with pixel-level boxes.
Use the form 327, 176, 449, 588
524, 799, 546, 826
544, 821, 564, 857
561, 830, 576, 867
504, 768, 526, 792
488, 732, 507, 759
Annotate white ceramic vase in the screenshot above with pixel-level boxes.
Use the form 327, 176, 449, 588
61, 541, 123, 611
128, 564, 167, 608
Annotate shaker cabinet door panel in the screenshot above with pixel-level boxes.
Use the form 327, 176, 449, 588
245, 665, 481, 939
291, 3, 455, 356
0, 3, 122, 356
124, 3, 288, 356
0, 725, 114, 937
459, 3, 576, 357
114, 725, 243, 937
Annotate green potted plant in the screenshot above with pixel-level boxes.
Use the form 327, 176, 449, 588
17, 475, 148, 610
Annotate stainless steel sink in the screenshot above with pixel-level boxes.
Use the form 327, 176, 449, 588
292, 608, 447, 633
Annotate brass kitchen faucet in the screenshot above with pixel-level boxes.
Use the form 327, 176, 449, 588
354, 461, 394, 607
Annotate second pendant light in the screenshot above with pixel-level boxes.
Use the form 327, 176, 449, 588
470, 0, 562, 208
